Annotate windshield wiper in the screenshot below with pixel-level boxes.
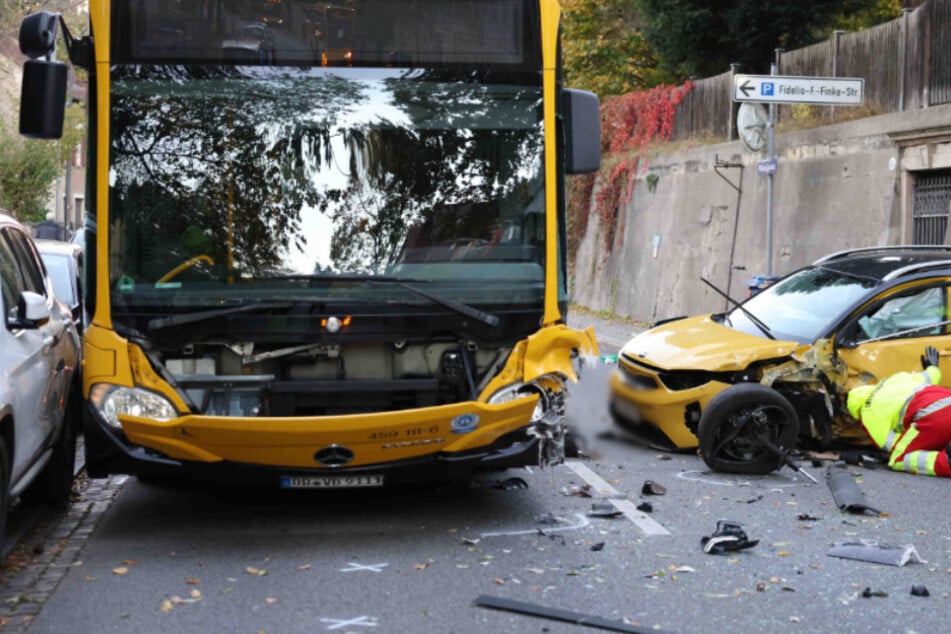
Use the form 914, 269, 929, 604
148, 302, 292, 330
369, 280, 500, 328
701, 277, 775, 340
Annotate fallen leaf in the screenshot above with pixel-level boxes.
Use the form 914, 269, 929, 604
245, 567, 268, 577
112, 567, 129, 575
777, 551, 791, 557
190, 590, 201, 600
296, 564, 311, 571
414, 563, 429, 571
171, 596, 184, 606
186, 578, 200, 585
84, 576, 96, 582
266, 597, 278, 605
122, 560, 137, 566
494, 578, 505, 585
160, 600, 173, 613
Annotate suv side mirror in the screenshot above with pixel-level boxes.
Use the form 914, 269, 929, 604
19, 12, 67, 139
562, 88, 601, 174
14, 291, 50, 328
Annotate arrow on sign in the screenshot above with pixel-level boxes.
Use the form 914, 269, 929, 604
739, 79, 754, 98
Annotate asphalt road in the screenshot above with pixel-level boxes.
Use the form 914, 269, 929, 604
12, 356, 951, 634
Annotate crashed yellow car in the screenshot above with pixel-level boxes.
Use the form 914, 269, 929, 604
609, 246, 951, 473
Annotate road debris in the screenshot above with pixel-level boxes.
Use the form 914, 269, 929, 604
861, 588, 888, 598
561, 484, 594, 497
591, 542, 605, 552
642, 480, 666, 495
636, 502, 653, 513
827, 541, 922, 566
911, 585, 930, 597
825, 462, 882, 515
492, 477, 528, 490
473, 594, 672, 633
701, 520, 759, 555
587, 502, 623, 519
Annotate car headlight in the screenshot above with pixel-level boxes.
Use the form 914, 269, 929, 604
90, 384, 178, 428
488, 382, 548, 423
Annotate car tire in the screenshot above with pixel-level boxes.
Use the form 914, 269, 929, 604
0, 437, 9, 549
23, 389, 78, 507
698, 383, 799, 475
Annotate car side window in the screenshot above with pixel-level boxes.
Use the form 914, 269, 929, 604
854, 285, 947, 342
0, 231, 23, 321
6, 229, 47, 297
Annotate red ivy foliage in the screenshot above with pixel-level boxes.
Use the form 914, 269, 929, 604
569, 81, 694, 252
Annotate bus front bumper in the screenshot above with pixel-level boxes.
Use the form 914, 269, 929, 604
83, 397, 545, 485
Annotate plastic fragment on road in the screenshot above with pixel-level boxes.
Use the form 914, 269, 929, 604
636, 502, 653, 513
825, 461, 881, 515
861, 587, 888, 598
827, 540, 923, 566
473, 594, 674, 634
587, 502, 623, 519
642, 480, 666, 495
701, 520, 759, 555
911, 585, 930, 597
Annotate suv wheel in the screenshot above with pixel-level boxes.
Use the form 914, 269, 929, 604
22, 389, 78, 507
0, 438, 9, 548
698, 383, 799, 474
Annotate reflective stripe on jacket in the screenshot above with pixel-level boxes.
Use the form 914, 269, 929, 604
856, 367, 941, 451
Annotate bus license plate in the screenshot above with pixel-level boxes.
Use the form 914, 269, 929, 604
281, 475, 384, 489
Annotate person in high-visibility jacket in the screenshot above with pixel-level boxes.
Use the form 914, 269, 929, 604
847, 346, 951, 477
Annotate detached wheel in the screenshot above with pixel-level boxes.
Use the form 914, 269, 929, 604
698, 383, 798, 475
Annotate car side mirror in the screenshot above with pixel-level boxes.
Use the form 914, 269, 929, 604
563, 88, 601, 174
15, 291, 50, 327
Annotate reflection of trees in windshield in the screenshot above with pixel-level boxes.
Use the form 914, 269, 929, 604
109, 65, 544, 282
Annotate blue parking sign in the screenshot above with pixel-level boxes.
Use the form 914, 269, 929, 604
761, 82, 775, 96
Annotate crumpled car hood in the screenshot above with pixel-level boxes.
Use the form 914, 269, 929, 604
620, 314, 799, 372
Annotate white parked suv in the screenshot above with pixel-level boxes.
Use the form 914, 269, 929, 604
0, 212, 81, 546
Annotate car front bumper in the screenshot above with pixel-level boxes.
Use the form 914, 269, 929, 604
608, 362, 729, 449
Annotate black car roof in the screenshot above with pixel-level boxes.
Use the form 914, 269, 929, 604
813, 246, 951, 282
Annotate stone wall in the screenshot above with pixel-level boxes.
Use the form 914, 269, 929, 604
571, 103, 951, 325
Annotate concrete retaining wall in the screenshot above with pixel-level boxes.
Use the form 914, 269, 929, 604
571, 103, 951, 325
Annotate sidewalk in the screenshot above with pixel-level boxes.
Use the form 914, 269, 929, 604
565, 306, 646, 356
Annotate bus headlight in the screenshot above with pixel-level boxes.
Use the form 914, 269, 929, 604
90, 384, 178, 428
487, 382, 548, 423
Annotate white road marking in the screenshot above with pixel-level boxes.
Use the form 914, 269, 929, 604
480, 513, 591, 538
320, 616, 378, 630
563, 461, 671, 536
676, 469, 797, 487
339, 562, 389, 573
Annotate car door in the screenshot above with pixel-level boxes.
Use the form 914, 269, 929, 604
0, 228, 58, 484
837, 279, 951, 389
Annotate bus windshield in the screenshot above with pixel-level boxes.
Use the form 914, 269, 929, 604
107, 0, 548, 332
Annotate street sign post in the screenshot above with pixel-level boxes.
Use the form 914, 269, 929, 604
733, 74, 864, 106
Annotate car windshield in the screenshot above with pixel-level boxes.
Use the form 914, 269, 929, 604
108, 65, 546, 329
40, 253, 76, 306
726, 266, 878, 343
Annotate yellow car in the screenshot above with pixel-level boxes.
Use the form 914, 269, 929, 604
609, 246, 951, 473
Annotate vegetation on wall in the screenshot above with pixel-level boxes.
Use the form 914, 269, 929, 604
568, 81, 693, 256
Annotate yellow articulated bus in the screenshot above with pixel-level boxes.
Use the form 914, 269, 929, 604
18, 0, 601, 489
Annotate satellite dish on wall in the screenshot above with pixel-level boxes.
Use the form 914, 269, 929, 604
737, 103, 768, 152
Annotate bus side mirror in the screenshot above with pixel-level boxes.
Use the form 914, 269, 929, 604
19, 12, 68, 140
563, 88, 601, 175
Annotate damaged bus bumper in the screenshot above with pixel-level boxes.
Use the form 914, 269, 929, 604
84, 396, 546, 484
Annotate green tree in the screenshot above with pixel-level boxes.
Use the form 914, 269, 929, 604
636, 0, 885, 80
561, 0, 668, 98
0, 107, 83, 221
